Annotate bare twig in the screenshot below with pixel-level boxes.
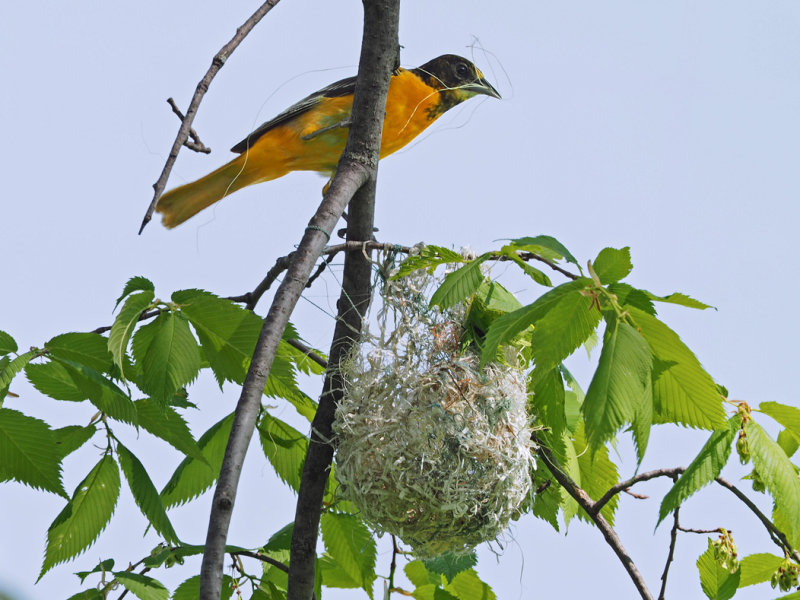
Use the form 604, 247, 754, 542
167, 98, 211, 153
230, 550, 288, 573
139, 0, 281, 234
287, 2, 400, 598
677, 526, 725, 535
715, 476, 800, 563
592, 468, 685, 515
624, 489, 650, 500
534, 440, 654, 600
388, 535, 400, 596
658, 475, 680, 600
286, 337, 328, 370
92, 309, 161, 335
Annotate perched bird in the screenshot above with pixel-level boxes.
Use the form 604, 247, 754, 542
156, 54, 500, 228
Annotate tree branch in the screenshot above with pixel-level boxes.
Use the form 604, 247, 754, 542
592, 468, 685, 515
534, 441, 654, 600
658, 475, 680, 600
139, 0, 281, 234
287, 1, 400, 598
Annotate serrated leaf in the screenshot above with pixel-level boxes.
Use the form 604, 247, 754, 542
481, 279, 589, 365
738, 553, 784, 587
746, 420, 800, 542
40, 454, 120, 579
429, 255, 489, 310
503, 251, 552, 286
423, 552, 477, 583
583, 316, 652, 450
657, 416, 739, 526
134, 398, 204, 462
318, 554, 361, 590
630, 307, 726, 429
133, 312, 201, 403
115, 441, 179, 543
115, 276, 155, 310
631, 374, 653, 464
445, 569, 496, 600
405, 560, 440, 588
75, 558, 115, 584
530, 367, 567, 461
645, 291, 714, 310
112, 572, 168, 600
607, 283, 656, 315
320, 512, 376, 598
760, 402, 800, 442
108, 291, 154, 376
46, 333, 113, 374
0, 349, 36, 389
508, 235, 579, 267
53, 425, 96, 459
26, 361, 86, 401
172, 289, 262, 385
172, 574, 234, 600
52, 357, 137, 425
560, 432, 581, 528
392, 245, 465, 279
160, 412, 234, 508
0, 330, 17, 356
257, 414, 308, 492
0, 408, 66, 496
531, 288, 601, 371
592, 247, 632, 284
263, 522, 294, 552
66, 589, 104, 600
778, 429, 799, 458
574, 421, 619, 525
697, 539, 740, 600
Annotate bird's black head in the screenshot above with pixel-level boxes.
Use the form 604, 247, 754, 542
413, 54, 501, 100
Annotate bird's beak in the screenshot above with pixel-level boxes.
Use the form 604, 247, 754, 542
463, 77, 502, 99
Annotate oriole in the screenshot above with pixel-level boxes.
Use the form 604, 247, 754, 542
156, 54, 500, 228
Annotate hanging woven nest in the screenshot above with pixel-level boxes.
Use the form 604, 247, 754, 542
333, 266, 534, 558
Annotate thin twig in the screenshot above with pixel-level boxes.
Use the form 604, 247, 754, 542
658, 475, 680, 600
139, 0, 281, 234
677, 526, 725, 535
534, 439, 654, 600
715, 476, 800, 563
286, 337, 328, 369
388, 535, 399, 596
623, 489, 650, 500
592, 468, 685, 515
167, 98, 211, 153
230, 550, 288, 573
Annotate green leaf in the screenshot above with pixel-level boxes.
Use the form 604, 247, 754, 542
0, 408, 66, 496
630, 374, 653, 463
53, 425, 96, 459
26, 361, 86, 401
172, 289, 262, 385
592, 247, 632, 284
112, 572, 168, 600
115, 276, 155, 310
133, 312, 201, 403
134, 398, 204, 462
172, 574, 234, 600
657, 416, 739, 526
429, 255, 489, 310
423, 552, 477, 583
392, 245, 466, 279
608, 283, 656, 315
760, 402, 800, 442
778, 429, 799, 458
508, 235, 579, 267
0, 330, 17, 356
696, 540, 740, 600
40, 454, 120, 579
502, 251, 552, 286
263, 522, 294, 552
320, 512, 376, 598
530, 288, 601, 371
108, 291, 154, 376
560, 432, 581, 528
115, 441, 179, 543
66, 589, 104, 600
737, 553, 784, 587
583, 316, 652, 450
574, 421, 620, 525
160, 412, 234, 508
530, 367, 567, 461
644, 291, 714, 310
52, 357, 137, 425
405, 560, 440, 588
75, 558, 115, 583
0, 349, 36, 389
445, 569, 496, 600
481, 279, 589, 365
630, 307, 726, 429
257, 413, 308, 492
46, 333, 114, 374
746, 420, 800, 542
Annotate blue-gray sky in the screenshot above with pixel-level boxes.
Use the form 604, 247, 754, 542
1, 1, 799, 599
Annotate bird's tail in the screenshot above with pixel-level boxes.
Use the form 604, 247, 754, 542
156, 153, 283, 228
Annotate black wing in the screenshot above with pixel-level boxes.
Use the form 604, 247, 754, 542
230, 75, 358, 154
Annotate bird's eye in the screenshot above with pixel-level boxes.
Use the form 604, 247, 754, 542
455, 63, 470, 79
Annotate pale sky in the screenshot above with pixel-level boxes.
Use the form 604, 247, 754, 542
2, 2, 799, 599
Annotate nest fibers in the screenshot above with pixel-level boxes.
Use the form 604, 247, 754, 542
333, 267, 534, 558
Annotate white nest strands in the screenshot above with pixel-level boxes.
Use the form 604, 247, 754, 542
333, 268, 534, 557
